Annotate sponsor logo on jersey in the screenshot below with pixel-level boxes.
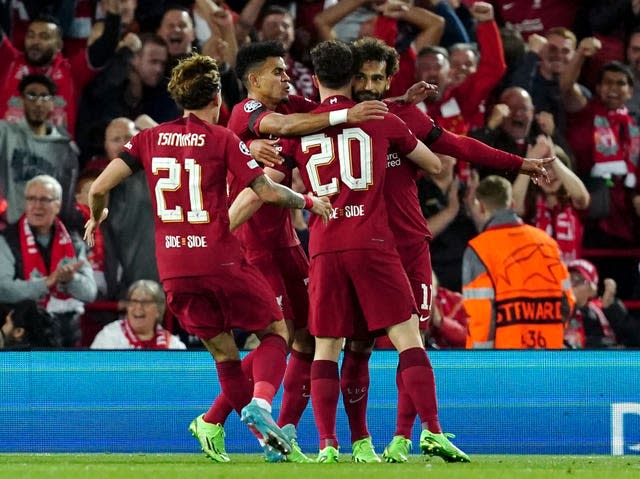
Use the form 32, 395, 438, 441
329, 204, 365, 220
243, 99, 263, 112
386, 151, 401, 168
239, 141, 251, 157
165, 235, 208, 249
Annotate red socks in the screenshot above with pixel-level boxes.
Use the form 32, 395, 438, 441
252, 334, 288, 405
340, 350, 371, 443
398, 348, 441, 433
394, 365, 418, 438
215, 360, 252, 415
311, 359, 340, 448
278, 349, 313, 427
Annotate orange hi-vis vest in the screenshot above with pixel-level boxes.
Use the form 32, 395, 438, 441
463, 223, 575, 349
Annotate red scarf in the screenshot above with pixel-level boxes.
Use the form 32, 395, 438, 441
533, 194, 582, 262
592, 100, 640, 187
19, 214, 76, 305
121, 319, 172, 350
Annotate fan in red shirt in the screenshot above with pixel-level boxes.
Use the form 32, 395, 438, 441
83, 53, 332, 462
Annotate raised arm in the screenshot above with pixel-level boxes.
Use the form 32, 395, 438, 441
313, 0, 369, 41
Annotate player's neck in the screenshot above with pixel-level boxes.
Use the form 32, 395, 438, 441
183, 106, 219, 125
318, 85, 351, 102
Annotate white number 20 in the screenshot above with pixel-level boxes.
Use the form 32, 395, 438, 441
301, 128, 373, 196
151, 157, 209, 224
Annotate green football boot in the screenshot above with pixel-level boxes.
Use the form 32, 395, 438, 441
351, 437, 381, 463
317, 445, 340, 463
419, 430, 470, 463
382, 435, 412, 463
281, 424, 315, 463
188, 414, 230, 463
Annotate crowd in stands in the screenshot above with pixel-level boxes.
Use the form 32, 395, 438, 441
1, 0, 640, 350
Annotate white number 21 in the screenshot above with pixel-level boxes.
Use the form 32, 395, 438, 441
151, 157, 209, 224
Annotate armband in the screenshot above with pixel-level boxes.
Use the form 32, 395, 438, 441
303, 194, 314, 210
329, 108, 348, 126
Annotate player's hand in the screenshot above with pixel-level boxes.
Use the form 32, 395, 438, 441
470, 1, 494, 22
347, 100, 388, 123
250, 139, 283, 167
308, 195, 332, 224
390, 81, 438, 105
84, 208, 109, 247
521, 156, 555, 185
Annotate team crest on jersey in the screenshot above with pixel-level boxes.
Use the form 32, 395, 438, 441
239, 141, 251, 156
244, 100, 263, 112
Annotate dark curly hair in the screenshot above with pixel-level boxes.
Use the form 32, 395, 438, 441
235, 41, 287, 88
310, 40, 356, 90
352, 37, 400, 78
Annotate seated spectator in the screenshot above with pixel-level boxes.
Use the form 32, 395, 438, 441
90, 279, 186, 349
471, 86, 570, 180
564, 259, 619, 349
0, 299, 61, 349
0, 8, 121, 137
462, 175, 574, 349
0, 175, 97, 347
512, 136, 590, 262
0, 73, 79, 224
426, 273, 469, 349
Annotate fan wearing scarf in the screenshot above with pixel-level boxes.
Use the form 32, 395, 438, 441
0, 174, 96, 346
90, 279, 186, 350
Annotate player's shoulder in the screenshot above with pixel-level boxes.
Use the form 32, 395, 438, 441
283, 94, 318, 113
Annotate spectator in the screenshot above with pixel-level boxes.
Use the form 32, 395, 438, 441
462, 175, 574, 349
0, 300, 61, 349
564, 259, 619, 349
565, 61, 640, 298
0, 73, 79, 224
417, 153, 479, 292
0, 6, 122, 137
91, 279, 186, 349
75, 33, 170, 162
0, 175, 97, 347
426, 273, 469, 349
512, 136, 590, 262
471, 86, 570, 180
415, 2, 506, 138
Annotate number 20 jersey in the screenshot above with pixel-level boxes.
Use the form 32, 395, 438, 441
120, 114, 263, 280
284, 95, 418, 257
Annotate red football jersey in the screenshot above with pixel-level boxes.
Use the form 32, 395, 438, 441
385, 103, 435, 247
226, 95, 317, 251
119, 114, 263, 280
284, 95, 418, 257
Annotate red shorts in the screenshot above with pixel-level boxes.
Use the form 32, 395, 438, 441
308, 248, 416, 339
397, 240, 433, 330
163, 259, 283, 340
246, 245, 310, 329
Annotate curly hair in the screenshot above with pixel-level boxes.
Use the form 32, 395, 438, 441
235, 41, 287, 87
310, 40, 356, 90
352, 37, 399, 78
168, 53, 220, 110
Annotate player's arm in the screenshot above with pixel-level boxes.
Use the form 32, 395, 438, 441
84, 158, 133, 246
247, 174, 332, 224
405, 141, 442, 176
257, 101, 388, 137
228, 167, 286, 231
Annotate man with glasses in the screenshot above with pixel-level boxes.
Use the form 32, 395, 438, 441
0, 175, 97, 347
0, 73, 79, 224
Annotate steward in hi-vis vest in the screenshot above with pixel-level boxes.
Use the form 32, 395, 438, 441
462, 175, 574, 349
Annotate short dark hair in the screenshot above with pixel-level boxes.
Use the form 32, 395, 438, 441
1, 300, 61, 349
168, 53, 220, 110
18, 74, 58, 95
31, 13, 62, 36
138, 33, 168, 51
598, 61, 634, 87
352, 37, 399, 78
257, 5, 293, 29
311, 40, 356, 90
235, 41, 287, 87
